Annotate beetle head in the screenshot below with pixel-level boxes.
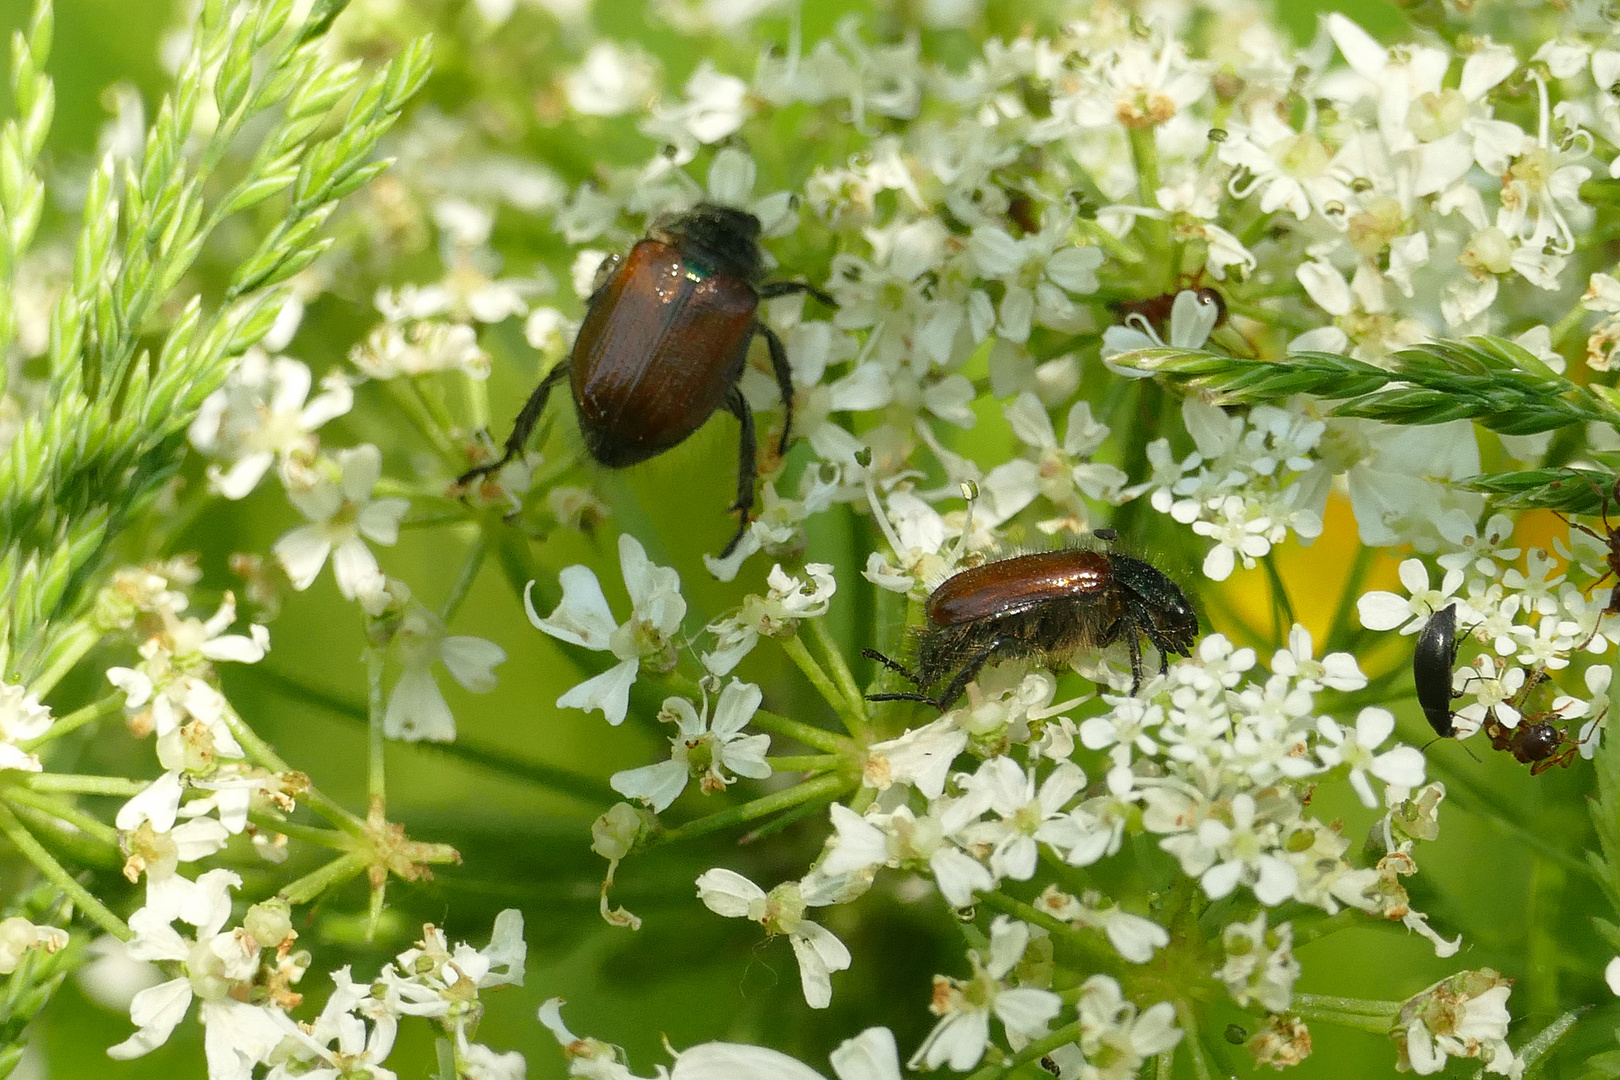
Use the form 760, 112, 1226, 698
1108, 553, 1199, 655
660, 203, 766, 282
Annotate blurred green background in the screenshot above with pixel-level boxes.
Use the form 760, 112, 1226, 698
2, 0, 1613, 1078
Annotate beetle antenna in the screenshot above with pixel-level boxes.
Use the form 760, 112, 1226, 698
1420, 732, 1480, 762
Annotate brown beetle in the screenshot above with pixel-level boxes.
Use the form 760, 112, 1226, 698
863, 543, 1200, 711
1481, 668, 1597, 774
460, 203, 832, 556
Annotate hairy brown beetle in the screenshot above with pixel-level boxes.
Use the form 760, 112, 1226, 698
862, 543, 1199, 711
459, 203, 832, 556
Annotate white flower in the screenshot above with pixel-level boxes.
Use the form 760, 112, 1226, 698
375, 910, 526, 1029
0, 917, 68, 975
1102, 288, 1222, 365
271, 967, 399, 1080
384, 598, 506, 743
526, 534, 686, 726
1161, 793, 1298, 906
1271, 625, 1367, 693
0, 682, 52, 772
944, 757, 1087, 881
1396, 969, 1521, 1078
108, 870, 296, 1075
1218, 913, 1300, 1013
1454, 655, 1525, 732
273, 445, 409, 600
1316, 708, 1427, 808
828, 1028, 903, 1080
1358, 560, 1466, 634
703, 564, 836, 676
640, 63, 750, 163
1607, 957, 1620, 996
564, 41, 657, 117
611, 680, 771, 811
540, 998, 653, 1080
909, 916, 1061, 1072
863, 713, 968, 799
695, 869, 850, 1009
189, 352, 352, 499
1057, 976, 1181, 1080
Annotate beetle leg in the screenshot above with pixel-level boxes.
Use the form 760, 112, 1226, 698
862, 647, 923, 686
758, 324, 795, 455
458, 362, 570, 486
759, 279, 837, 309
719, 385, 758, 558
931, 636, 1008, 712
1126, 629, 1146, 696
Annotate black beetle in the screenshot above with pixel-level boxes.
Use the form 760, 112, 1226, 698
1412, 603, 1462, 738
459, 203, 832, 556
862, 544, 1199, 711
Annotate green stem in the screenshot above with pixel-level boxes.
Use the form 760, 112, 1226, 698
439, 535, 487, 624
746, 707, 846, 753
1323, 543, 1377, 655
1292, 992, 1402, 1033
278, 851, 369, 905
782, 634, 864, 738
807, 617, 871, 739
23, 695, 123, 750
1548, 292, 1590, 346
25, 624, 101, 700
411, 373, 460, 438
24, 774, 144, 797
3, 788, 118, 846
366, 645, 387, 819
385, 379, 461, 467
1261, 552, 1295, 639
220, 706, 367, 838
768, 754, 842, 773
976, 890, 1119, 968
246, 810, 353, 852
0, 800, 128, 940
647, 773, 852, 848
1127, 126, 1171, 291
1174, 1000, 1213, 1080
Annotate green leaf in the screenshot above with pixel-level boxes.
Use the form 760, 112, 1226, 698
1466, 469, 1614, 513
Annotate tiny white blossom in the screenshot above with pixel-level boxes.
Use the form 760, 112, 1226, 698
1316, 708, 1427, 808
909, 916, 1061, 1072
273, 445, 408, 600
0, 682, 52, 772
611, 680, 771, 811
695, 869, 850, 1009
526, 534, 686, 726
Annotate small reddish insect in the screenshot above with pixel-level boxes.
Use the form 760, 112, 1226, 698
1480, 668, 1598, 774
459, 203, 833, 556
1481, 709, 1591, 774
1562, 475, 1620, 643
862, 543, 1199, 711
